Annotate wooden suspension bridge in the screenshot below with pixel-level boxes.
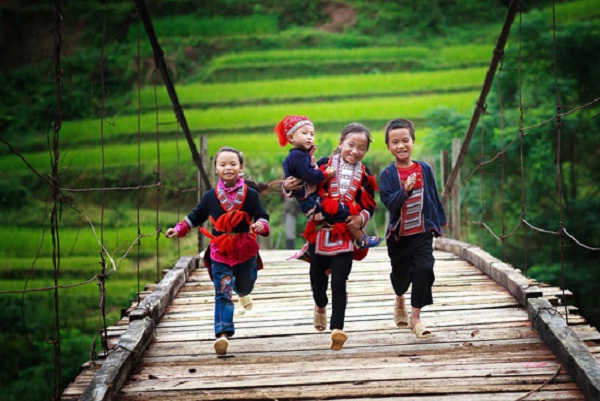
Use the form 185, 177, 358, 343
62, 238, 600, 400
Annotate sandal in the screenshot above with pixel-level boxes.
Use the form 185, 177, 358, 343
213, 336, 229, 356
394, 307, 409, 327
410, 322, 433, 339
313, 306, 327, 332
239, 294, 253, 311
330, 329, 347, 351
358, 235, 383, 249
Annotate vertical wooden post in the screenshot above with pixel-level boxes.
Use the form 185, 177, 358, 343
440, 150, 450, 219
451, 139, 462, 240
197, 135, 208, 254
424, 157, 437, 182
440, 151, 449, 189
284, 197, 297, 249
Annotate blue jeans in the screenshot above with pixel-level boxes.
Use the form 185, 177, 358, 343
211, 255, 257, 337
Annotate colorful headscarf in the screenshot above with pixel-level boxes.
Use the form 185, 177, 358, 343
274, 115, 314, 147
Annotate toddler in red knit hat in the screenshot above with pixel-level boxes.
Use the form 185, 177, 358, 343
275, 114, 335, 221
275, 115, 381, 250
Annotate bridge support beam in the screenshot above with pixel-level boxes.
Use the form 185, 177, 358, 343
79, 256, 197, 400
529, 297, 600, 401
80, 317, 155, 401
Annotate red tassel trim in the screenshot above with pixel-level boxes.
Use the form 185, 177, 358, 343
321, 197, 339, 215
329, 222, 350, 241
367, 174, 378, 191
360, 190, 376, 210
347, 202, 360, 216
274, 115, 291, 147
199, 210, 252, 254
302, 220, 320, 243
200, 227, 214, 239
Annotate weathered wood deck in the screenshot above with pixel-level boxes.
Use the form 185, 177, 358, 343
63, 240, 600, 400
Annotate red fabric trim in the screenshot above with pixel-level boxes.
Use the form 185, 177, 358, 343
352, 248, 369, 261
314, 225, 354, 256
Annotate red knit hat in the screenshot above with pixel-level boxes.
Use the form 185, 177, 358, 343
274, 115, 314, 147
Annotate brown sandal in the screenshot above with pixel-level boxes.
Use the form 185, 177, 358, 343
313, 306, 327, 332
330, 329, 348, 351
410, 322, 433, 338
394, 307, 409, 327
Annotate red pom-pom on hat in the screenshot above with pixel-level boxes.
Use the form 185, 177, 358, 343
274, 115, 313, 147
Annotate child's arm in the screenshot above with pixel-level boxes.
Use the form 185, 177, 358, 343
358, 167, 378, 227
292, 153, 329, 185
165, 221, 190, 238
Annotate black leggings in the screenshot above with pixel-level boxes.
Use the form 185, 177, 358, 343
387, 232, 435, 309
309, 245, 353, 330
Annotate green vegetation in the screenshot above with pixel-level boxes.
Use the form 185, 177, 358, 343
138, 67, 487, 109
127, 14, 280, 39
0, 0, 598, 400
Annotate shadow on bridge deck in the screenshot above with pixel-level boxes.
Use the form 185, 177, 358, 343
63, 240, 600, 400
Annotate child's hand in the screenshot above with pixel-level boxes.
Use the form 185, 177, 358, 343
325, 166, 336, 179
251, 221, 265, 234
165, 227, 178, 238
345, 215, 362, 231
404, 173, 416, 192
283, 176, 304, 191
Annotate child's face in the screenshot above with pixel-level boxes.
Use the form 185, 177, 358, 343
387, 128, 414, 166
339, 132, 369, 164
215, 151, 243, 186
289, 125, 315, 151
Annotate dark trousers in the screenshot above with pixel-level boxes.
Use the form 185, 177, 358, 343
387, 231, 435, 308
308, 245, 353, 330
